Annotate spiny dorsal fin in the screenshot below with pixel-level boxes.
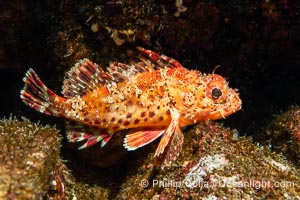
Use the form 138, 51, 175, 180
107, 61, 147, 82
62, 58, 149, 98
62, 59, 113, 98
137, 46, 184, 69
62, 48, 183, 98
106, 47, 184, 81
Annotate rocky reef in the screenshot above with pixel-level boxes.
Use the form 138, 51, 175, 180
0, 0, 299, 199
258, 106, 300, 166
0, 118, 299, 199
0, 117, 112, 199
0, 117, 61, 199
117, 122, 300, 199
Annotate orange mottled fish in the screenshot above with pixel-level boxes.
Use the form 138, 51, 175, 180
20, 47, 241, 162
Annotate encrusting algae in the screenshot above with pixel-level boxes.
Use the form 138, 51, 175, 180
117, 123, 300, 199
20, 47, 241, 163
258, 105, 300, 165
0, 117, 111, 199
0, 117, 61, 199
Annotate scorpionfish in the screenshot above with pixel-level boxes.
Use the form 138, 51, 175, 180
20, 47, 241, 162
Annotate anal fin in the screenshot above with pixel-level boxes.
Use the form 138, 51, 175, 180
66, 121, 113, 149
78, 135, 104, 149
67, 131, 94, 142
67, 130, 113, 149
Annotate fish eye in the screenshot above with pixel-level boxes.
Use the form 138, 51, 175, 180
212, 88, 222, 99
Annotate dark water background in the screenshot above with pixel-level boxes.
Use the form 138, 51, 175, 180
1, 0, 299, 140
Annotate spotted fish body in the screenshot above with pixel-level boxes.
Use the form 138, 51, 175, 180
20, 47, 242, 162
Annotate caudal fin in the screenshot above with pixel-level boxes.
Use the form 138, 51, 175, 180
20, 68, 66, 117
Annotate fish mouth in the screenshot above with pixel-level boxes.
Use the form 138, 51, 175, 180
222, 88, 242, 117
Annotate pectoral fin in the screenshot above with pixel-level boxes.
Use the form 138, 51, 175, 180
124, 129, 165, 151
124, 108, 184, 164
154, 108, 181, 157
162, 126, 184, 165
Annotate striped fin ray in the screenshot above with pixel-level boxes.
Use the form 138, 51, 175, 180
107, 61, 147, 82
66, 121, 114, 149
61, 48, 182, 99
20, 68, 66, 117
106, 47, 185, 82
137, 47, 184, 69
62, 59, 113, 98
124, 129, 165, 151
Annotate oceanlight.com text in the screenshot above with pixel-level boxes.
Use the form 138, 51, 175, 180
140, 179, 295, 189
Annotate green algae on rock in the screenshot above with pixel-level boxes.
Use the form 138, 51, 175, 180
0, 117, 112, 199
0, 117, 61, 199
117, 122, 300, 199
258, 105, 300, 166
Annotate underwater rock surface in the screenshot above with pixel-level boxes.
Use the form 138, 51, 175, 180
0, 118, 61, 199
1, 0, 300, 199
0, 118, 111, 199
117, 123, 300, 199
258, 106, 300, 166
1, 118, 299, 199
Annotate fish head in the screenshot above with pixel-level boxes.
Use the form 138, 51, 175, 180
192, 73, 242, 121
